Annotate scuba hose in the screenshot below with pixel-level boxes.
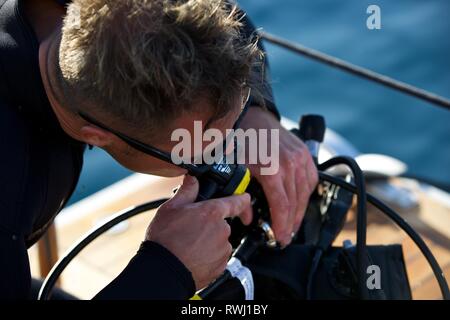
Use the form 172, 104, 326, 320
319, 171, 450, 299
306, 156, 368, 299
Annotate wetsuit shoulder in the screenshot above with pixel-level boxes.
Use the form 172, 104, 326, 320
0, 0, 84, 298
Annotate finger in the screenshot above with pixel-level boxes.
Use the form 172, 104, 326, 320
293, 161, 313, 233
201, 193, 252, 221
166, 175, 199, 208
217, 220, 232, 242
293, 177, 308, 233
305, 155, 319, 191
260, 175, 290, 246
221, 193, 252, 221
210, 243, 233, 280
241, 199, 253, 226
282, 165, 298, 243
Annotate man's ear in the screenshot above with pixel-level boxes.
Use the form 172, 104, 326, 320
79, 125, 115, 148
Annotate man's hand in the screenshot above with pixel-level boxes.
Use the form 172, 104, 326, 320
145, 175, 252, 290
239, 107, 318, 247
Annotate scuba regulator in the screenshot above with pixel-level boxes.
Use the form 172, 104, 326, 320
193, 155, 251, 202
194, 114, 329, 299
193, 114, 326, 248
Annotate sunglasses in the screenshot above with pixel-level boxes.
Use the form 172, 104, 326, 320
78, 86, 252, 176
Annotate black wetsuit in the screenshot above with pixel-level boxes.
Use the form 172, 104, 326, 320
0, 0, 278, 299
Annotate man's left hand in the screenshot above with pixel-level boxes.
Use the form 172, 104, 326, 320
239, 107, 318, 247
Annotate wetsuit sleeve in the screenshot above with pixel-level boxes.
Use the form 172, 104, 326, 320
0, 230, 31, 299
239, 9, 281, 121
93, 241, 196, 300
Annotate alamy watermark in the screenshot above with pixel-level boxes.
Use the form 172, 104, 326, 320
367, 265, 382, 290
171, 121, 280, 176
367, 5, 382, 30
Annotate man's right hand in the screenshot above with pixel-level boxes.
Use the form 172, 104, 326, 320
145, 175, 252, 291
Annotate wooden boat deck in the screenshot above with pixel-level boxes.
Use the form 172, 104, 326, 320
28, 175, 450, 299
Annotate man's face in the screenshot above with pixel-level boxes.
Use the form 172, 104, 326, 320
102, 96, 242, 177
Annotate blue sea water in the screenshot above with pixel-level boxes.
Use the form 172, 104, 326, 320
68, 0, 450, 205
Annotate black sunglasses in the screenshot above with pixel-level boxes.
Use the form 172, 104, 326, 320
78, 87, 252, 176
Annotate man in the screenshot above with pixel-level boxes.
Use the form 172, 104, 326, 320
0, 0, 317, 299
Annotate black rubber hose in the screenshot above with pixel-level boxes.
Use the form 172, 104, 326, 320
319, 172, 450, 300
319, 156, 369, 299
38, 199, 168, 300
307, 156, 368, 299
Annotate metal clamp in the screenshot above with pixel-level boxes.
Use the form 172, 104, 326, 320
258, 220, 277, 248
